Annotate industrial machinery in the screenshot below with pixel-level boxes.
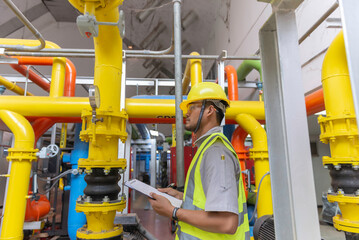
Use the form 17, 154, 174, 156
0, 1, 358, 240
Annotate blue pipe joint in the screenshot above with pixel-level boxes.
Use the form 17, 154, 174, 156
0, 86, 6, 95
67, 124, 88, 240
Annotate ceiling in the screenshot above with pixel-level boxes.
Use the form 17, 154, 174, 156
0, 0, 219, 137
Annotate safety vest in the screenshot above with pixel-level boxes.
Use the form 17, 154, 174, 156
176, 132, 250, 240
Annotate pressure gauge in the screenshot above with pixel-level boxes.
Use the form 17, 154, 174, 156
89, 85, 100, 109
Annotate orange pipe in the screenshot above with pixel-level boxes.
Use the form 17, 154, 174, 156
225, 65, 239, 101
10, 64, 50, 92
24, 195, 51, 222
305, 88, 324, 116
13, 57, 77, 97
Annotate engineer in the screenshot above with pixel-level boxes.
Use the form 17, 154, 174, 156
149, 82, 250, 240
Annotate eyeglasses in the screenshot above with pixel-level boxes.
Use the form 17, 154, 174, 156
187, 102, 203, 114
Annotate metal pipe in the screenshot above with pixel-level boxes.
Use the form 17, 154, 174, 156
4, 51, 261, 60
1, 0, 45, 51
0, 110, 36, 240
173, 0, 184, 188
235, 113, 273, 218
182, 52, 202, 94
0, 75, 34, 96
298, 1, 339, 44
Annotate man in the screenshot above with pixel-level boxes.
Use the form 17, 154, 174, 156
149, 82, 250, 240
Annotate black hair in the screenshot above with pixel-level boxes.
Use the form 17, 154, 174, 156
206, 101, 225, 125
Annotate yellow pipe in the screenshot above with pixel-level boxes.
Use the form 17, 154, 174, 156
182, 52, 202, 94
68, 1, 126, 238
235, 113, 273, 218
320, 31, 359, 233
0, 38, 67, 97
0, 110, 37, 240
0, 96, 89, 117
0, 75, 34, 96
0, 96, 266, 120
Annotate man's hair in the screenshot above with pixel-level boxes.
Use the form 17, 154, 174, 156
205, 101, 225, 125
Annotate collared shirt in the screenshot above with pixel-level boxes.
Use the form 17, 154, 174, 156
194, 126, 241, 214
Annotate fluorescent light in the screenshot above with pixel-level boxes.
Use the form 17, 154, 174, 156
150, 130, 159, 136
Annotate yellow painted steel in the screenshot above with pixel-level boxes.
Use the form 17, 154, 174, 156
182, 52, 202, 94
0, 96, 89, 117
320, 31, 359, 234
172, 124, 176, 147
49, 57, 66, 97
0, 110, 37, 240
69, 0, 126, 238
0, 39, 66, 97
0, 96, 266, 121
0, 75, 33, 96
235, 113, 273, 218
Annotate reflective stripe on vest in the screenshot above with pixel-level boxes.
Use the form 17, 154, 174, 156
176, 133, 250, 240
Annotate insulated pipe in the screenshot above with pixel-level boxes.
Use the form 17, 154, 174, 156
235, 113, 273, 218
0, 75, 33, 96
0, 110, 37, 240
320, 31, 359, 234
182, 52, 202, 94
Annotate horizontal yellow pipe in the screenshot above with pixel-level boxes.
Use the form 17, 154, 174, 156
0, 97, 265, 120
0, 96, 89, 117
0, 75, 33, 96
0, 110, 35, 240
235, 113, 272, 218
0, 39, 60, 49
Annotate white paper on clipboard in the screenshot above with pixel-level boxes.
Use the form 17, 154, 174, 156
125, 179, 182, 208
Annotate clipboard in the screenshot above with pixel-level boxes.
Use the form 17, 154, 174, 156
125, 179, 182, 208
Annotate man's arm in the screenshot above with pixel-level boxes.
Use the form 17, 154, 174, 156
149, 193, 238, 235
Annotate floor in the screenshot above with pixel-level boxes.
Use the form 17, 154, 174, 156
130, 193, 345, 240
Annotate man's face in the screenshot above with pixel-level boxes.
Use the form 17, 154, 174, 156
184, 101, 203, 132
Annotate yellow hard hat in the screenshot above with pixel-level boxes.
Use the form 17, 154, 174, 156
180, 82, 230, 111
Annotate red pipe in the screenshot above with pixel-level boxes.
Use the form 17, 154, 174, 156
231, 126, 249, 199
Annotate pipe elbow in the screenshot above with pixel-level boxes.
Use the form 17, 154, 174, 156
235, 113, 267, 150
322, 31, 349, 82
0, 110, 34, 149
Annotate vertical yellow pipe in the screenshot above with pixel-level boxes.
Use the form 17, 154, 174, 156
182, 52, 202, 94
49, 57, 66, 97
68, 1, 127, 239
189, 52, 202, 87
235, 113, 273, 218
320, 31, 359, 234
0, 110, 37, 240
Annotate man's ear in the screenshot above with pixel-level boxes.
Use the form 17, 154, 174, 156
206, 105, 216, 116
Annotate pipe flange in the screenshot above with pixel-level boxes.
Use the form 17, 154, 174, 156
6, 148, 38, 162
77, 224, 123, 240
332, 215, 359, 234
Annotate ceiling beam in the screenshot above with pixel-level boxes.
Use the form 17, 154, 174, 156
0, 2, 48, 38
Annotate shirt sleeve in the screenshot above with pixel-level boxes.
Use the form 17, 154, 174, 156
200, 141, 240, 214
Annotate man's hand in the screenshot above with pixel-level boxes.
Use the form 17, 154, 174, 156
158, 188, 183, 200
148, 193, 174, 218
